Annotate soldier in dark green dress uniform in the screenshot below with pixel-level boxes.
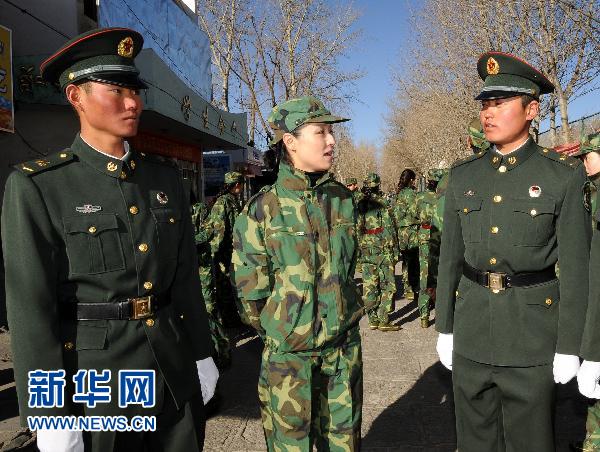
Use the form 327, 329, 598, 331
435, 52, 591, 451
1, 28, 218, 452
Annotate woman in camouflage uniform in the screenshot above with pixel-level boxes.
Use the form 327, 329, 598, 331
232, 96, 364, 451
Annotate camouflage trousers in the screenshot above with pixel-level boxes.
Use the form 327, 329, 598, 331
400, 248, 419, 296
214, 261, 242, 327
418, 228, 431, 318
583, 400, 600, 450
258, 329, 363, 452
361, 257, 396, 325
199, 265, 231, 369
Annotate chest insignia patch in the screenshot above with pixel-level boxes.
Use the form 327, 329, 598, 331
76, 205, 102, 213
464, 190, 476, 197
157, 192, 169, 205
528, 186, 542, 198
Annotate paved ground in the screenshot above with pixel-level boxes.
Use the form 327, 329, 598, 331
0, 295, 591, 451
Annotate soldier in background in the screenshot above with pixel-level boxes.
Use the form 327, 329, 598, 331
357, 173, 401, 331
414, 170, 440, 328
394, 169, 420, 300
467, 117, 491, 153
192, 202, 231, 370
209, 171, 244, 327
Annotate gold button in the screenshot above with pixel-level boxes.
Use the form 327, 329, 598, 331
530, 209, 537, 216
138, 243, 149, 252
169, 218, 176, 224
60, 153, 68, 158
463, 208, 469, 213
143, 281, 153, 290
145, 318, 155, 327
490, 257, 497, 265
493, 195, 502, 203
107, 162, 118, 172
508, 156, 516, 165
545, 298, 552, 306
543, 148, 549, 153
498, 165, 507, 173
68, 72, 75, 80
88, 226, 97, 234
492, 156, 499, 163
180, 314, 184, 320
559, 155, 566, 161
491, 226, 499, 234
455, 290, 459, 297
130, 160, 136, 169
129, 206, 139, 215
64, 342, 74, 350
119, 171, 127, 180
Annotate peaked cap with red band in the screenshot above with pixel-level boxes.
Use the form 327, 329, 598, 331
41, 27, 147, 90
475, 51, 554, 101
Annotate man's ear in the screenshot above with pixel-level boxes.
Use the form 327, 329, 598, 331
65, 84, 83, 112
282, 133, 296, 153
526, 100, 540, 121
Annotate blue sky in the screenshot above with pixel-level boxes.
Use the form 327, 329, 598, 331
344, 0, 599, 147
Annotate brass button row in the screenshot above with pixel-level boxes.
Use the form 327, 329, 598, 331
493, 195, 502, 203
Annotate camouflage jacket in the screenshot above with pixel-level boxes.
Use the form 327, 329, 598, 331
415, 189, 438, 242
394, 188, 419, 228
434, 174, 450, 232
232, 162, 364, 352
192, 202, 212, 266
209, 192, 241, 263
357, 193, 400, 261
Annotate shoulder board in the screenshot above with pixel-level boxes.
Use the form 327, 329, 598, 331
14, 150, 75, 176
245, 185, 272, 210
451, 150, 486, 169
538, 147, 581, 168
137, 151, 178, 168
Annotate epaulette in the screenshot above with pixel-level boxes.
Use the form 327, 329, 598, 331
138, 151, 178, 168
451, 150, 486, 169
14, 150, 75, 176
538, 147, 581, 168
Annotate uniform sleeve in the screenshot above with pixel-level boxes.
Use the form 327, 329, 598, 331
556, 165, 591, 356
209, 198, 226, 256
435, 172, 465, 334
231, 201, 272, 331
170, 179, 212, 361
1, 172, 71, 424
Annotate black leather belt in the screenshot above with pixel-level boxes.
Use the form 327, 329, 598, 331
63, 295, 167, 320
463, 263, 556, 291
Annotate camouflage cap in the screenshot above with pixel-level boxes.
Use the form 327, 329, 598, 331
571, 132, 600, 157
428, 168, 447, 182
346, 177, 358, 185
475, 51, 554, 101
468, 118, 491, 151
363, 172, 381, 188
267, 96, 349, 145
224, 171, 243, 185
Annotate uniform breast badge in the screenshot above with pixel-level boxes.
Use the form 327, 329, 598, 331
76, 204, 102, 213
156, 192, 169, 204
529, 186, 542, 198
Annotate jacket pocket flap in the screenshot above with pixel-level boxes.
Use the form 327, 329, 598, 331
64, 214, 119, 234
513, 199, 555, 215
76, 322, 108, 350
151, 207, 181, 223
458, 197, 482, 213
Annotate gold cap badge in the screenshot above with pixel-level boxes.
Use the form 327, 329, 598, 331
487, 57, 500, 75
118, 37, 134, 58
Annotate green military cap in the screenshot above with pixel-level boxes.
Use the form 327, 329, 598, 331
428, 168, 447, 182
40, 27, 147, 90
475, 51, 554, 101
363, 172, 381, 188
268, 96, 349, 145
468, 117, 491, 151
346, 177, 358, 185
571, 132, 600, 157
224, 171, 243, 185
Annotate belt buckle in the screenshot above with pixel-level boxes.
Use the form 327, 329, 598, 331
487, 272, 506, 292
131, 296, 153, 319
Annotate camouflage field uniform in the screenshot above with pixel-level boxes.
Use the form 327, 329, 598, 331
429, 170, 449, 291
209, 173, 243, 326
232, 97, 363, 452
192, 202, 231, 369
357, 174, 400, 331
394, 187, 419, 298
415, 186, 437, 325
573, 133, 600, 451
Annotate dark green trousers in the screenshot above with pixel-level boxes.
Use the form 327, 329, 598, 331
84, 393, 205, 452
453, 353, 555, 452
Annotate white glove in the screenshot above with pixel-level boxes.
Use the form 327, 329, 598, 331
436, 333, 453, 371
577, 360, 600, 398
37, 429, 83, 452
196, 357, 219, 404
552, 353, 580, 384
